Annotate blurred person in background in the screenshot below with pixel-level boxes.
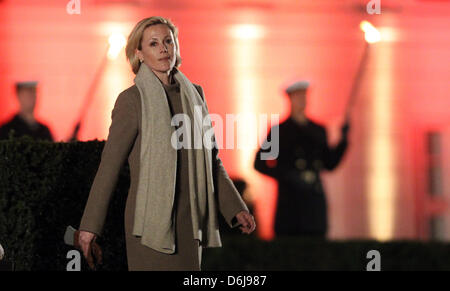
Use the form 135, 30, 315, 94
254, 81, 349, 238
0, 81, 53, 141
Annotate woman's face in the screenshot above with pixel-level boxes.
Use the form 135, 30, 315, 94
136, 24, 177, 75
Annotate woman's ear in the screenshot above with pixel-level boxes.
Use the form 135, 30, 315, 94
135, 49, 142, 61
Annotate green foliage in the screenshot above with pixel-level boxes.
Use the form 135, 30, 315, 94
1, 137, 450, 271
0, 137, 127, 270
203, 236, 450, 271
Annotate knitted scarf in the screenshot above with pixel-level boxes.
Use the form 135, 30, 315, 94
132, 64, 221, 254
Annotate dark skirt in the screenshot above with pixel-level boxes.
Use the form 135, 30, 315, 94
124, 147, 202, 271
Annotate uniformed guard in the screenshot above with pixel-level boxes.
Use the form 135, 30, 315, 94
254, 80, 349, 237
0, 81, 53, 141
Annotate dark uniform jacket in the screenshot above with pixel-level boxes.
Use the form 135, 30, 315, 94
254, 117, 348, 236
0, 114, 53, 141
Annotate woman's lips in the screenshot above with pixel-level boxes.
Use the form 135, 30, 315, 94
159, 57, 170, 61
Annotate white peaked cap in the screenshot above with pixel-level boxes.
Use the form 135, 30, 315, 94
285, 80, 310, 94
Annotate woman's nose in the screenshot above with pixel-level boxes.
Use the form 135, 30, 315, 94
160, 43, 168, 52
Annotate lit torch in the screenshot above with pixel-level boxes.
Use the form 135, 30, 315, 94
345, 21, 381, 120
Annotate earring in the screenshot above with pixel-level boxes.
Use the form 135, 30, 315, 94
139, 59, 143, 63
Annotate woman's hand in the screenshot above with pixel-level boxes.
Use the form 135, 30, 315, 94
75, 230, 102, 270
235, 211, 256, 234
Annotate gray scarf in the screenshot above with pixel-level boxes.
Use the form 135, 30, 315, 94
132, 64, 221, 254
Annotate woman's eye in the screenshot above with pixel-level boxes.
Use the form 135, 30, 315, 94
150, 42, 157, 46
165, 39, 173, 44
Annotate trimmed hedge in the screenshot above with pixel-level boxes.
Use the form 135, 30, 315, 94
0, 136, 128, 270
1, 137, 450, 271
205, 236, 450, 271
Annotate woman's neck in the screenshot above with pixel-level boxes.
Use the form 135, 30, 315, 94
152, 69, 173, 85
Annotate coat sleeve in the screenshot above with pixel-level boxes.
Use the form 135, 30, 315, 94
42, 126, 54, 142
253, 127, 282, 179
79, 90, 138, 236
194, 84, 250, 228
323, 127, 348, 171
0, 124, 9, 140
213, 149, 250, 228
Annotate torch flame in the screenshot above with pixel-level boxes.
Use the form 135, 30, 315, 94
360, 21, 381, 44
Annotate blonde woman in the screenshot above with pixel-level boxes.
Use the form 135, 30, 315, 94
77, 16, 256, 271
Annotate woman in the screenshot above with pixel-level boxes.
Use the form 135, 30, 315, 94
77, 16, 256, 271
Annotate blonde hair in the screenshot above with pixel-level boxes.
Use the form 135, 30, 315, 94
125, 16, 182, 74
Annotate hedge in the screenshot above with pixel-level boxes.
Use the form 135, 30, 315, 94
1, 137, 450, 271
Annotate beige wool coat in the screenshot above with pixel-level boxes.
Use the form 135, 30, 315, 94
79, 83, 249, 270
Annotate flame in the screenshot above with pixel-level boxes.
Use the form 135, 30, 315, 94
360, 21, 381, 44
